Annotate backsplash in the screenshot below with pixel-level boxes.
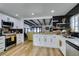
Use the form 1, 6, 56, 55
71, 32, 79, 38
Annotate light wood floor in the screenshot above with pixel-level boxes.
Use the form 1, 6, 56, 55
0, 41, 63, 56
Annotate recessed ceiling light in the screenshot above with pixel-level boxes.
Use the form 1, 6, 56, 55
15, 14, 19, 16
51, 10, 55, 13
32, 13, 35, 15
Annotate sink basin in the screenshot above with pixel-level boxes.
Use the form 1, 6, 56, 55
67, 37, 75, 39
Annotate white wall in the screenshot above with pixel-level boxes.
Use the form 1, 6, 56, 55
24, 24, 30, 28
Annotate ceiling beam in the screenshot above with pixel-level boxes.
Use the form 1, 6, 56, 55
37, 19, 42, 25
24, 20, 36, 27
49, 18, 53, 25
24, 22, 33, 26
43, 19, 46, 25
29, 20, 38, 25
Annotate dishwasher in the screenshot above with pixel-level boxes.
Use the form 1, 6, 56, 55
66, 40, 79, 56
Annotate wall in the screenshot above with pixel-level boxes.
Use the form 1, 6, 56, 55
65, 4, 79, 23
66, 4, 79, 16
65, 4, 79, 36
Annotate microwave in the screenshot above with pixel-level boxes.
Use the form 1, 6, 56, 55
2, 20, 14, 27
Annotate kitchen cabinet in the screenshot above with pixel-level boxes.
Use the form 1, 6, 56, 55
0, 14, 3, 28
66, 40, 79, 56
0, 13, 24, 29
33, 34, 59, 48
33, 34, 41, 46
46, 35, 59, 48
0, 19, 2, 28
57, 35, 66, 56
13, 19, 24, 29
12, 19, 18, 29
16, 34, 24, 45
0, 36, 5, 53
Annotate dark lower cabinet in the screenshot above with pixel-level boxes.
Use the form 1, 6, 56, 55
5, 37, 16, 50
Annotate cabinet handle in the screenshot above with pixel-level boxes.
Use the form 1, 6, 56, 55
50, 39, 52, 42
39, 38, 40, 41
59, 40, 62, 47
44, 38, 46, 42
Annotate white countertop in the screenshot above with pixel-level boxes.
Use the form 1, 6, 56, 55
3, 33, 16, 35
56, 35, 79, 46
66, 37, 79, 46
59, 34, 79, 47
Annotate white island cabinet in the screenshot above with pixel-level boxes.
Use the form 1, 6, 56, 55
16, 34, 24, 45
0, 36, 5, 53
57, 35, 66, 56
33, 34, 59, 48
0, 19, 2, 28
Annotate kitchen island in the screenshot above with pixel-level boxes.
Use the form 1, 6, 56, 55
33, 34, 59, 48
33, 33, 79, 56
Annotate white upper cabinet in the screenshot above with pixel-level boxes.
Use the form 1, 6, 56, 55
19, 20, 24, 29
12, 19, 24, 29
0, 20, 1, 28
0, 14, 2, 28
0, 13, 23, 29
12, 18, 18, 29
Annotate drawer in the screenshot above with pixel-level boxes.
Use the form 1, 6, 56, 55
0, 43, 5, 47
0, 46, 4, 50
0, 39, 5, 42
0, 36, 5, 40
0, 41, 5, 44
17, 39, 22, 42
0, 48, 4, 52
0, 46, 4, 52
0, 42, 5, 45
0, 44, 5, 48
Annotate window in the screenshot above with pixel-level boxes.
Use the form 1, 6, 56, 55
34, 28, 37, 32
39, 28, 42, 32
37, 28, 40, 32
28, 28, 31, 32
70, 14, 79, 32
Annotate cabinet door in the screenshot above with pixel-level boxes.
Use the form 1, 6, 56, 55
46, 35, 51, 47
14, 19, 19, 29
58, 36, 66, 56
0, 36, 5, 52
16, 34, 22, 44
51, 35, 58, 48
33, 35, 38, 46
66, 43, 70, 56
66, 43, 79, 56
39, 35, 44, 46
33, 34, 40, 46
20, 34, 24, 43
0, 19, 2, 28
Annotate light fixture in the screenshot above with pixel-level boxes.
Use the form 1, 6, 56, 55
51, 10, 55, 13
32, 13, 35, 15
15, 14, 19, 16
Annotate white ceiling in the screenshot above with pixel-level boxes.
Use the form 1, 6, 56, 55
0, 3, 77, 19
0, 3, 77, 27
